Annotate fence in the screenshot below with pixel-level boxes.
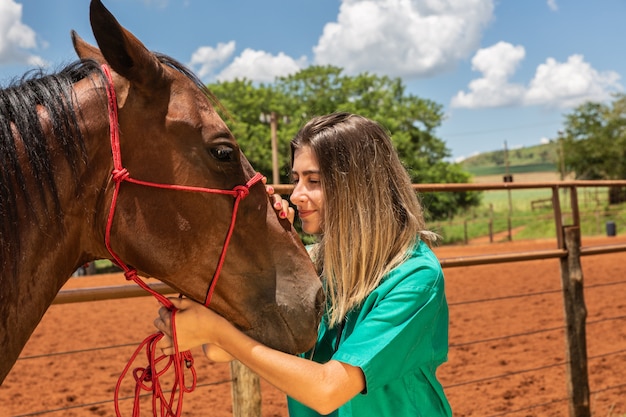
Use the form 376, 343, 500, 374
3, 180, 626, 417
420, 180, 626, 417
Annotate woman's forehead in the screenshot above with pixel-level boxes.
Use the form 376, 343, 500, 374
293, 146, 319, 172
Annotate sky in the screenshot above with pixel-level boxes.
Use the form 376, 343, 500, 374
1, 0, 625, 162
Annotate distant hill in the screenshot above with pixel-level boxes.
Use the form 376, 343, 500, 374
460, 142, 560, 177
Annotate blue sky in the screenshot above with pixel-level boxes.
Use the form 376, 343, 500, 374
1, 0, 624, 162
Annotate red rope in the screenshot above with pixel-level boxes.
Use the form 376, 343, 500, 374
100, 64, 263, 416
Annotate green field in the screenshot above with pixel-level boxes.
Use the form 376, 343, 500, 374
460, 141, 560, 177
465, 162, 557, 177
428, 171, 625, 245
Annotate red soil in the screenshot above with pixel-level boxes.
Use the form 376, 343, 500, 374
1, 235, 625, 416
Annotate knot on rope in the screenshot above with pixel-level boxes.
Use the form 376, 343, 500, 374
233, 184, 250, 199
112, 168, 130, 183
124, 269, 138, 281
133, 364, 154, 390
183, 352, 194, 369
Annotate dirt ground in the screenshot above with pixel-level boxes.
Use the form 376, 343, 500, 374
1, 235, 626, 417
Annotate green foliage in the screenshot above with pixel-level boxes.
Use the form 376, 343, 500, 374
561, 94, 626, 180
419, 162, 482, 220
207, 66, 480, 220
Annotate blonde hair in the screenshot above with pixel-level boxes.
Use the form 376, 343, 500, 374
291, 113, 436, 327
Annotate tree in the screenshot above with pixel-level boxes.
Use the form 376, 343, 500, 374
560, 95, 626, 203
208, 66, 480, 220
561, 95, 626, 180
205, 79, 281, 177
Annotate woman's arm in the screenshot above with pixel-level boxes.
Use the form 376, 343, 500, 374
202, 343, 234, 362
155, 298, 365, 415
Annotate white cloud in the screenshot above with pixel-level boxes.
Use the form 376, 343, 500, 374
451, 42, 526, 108
547, 0, 558, 12
216, 49, 306, 83
471, 41, 525, 80
313, 0, 494, 78
525, 54, 622, 108
189, 41, 236, 79
452, 42, 623, 109
0, 0, 46, 66
189, 41, 306, 83
188, 0, 495, 83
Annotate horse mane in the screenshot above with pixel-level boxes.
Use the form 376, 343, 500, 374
0, 53, 220, 277
0, 59, 103, 275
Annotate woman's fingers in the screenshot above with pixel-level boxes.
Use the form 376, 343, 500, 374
156, 333, 174, 355
269, 193, 295, 223
264, 176, 296, 224
155, 307, 172, 334
153, 299, 191, 354
284, 206, 295, 224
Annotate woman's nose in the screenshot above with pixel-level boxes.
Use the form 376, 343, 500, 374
290, 183, 306, 205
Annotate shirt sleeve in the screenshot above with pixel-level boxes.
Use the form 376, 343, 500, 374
331, 252, 448, 393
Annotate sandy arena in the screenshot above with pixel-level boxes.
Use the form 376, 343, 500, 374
1, 235, 625, 416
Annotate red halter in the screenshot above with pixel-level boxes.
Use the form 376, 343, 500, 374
100, 64, 264, 416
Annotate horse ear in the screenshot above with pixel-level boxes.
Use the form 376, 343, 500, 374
88, 0, 165, 87
71, 30, 104, 62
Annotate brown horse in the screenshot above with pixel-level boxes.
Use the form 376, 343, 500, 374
0, 0, 323, 384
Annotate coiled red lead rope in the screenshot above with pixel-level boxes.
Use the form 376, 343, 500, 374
100, 64, 263, 416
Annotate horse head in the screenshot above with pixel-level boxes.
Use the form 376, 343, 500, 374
69, 0, 323, 354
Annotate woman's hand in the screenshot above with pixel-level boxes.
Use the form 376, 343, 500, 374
264, 177, 295, 224
153, 297, 230, 355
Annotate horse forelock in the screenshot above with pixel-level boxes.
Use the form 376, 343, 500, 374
0, 59, 102, 275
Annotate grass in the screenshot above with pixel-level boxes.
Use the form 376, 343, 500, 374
429, 180, 626, 245
466, 162, 557, 177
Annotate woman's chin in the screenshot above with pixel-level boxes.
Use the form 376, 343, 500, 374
301, 222, 321, 235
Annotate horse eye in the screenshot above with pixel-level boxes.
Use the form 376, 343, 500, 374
209, 146, 234, 162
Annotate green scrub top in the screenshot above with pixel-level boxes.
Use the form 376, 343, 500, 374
287, 240, 452, 417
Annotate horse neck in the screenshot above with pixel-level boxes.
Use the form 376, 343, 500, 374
0, 78, 113, 384
19, 78, 112, 284
0, 155, 85, 385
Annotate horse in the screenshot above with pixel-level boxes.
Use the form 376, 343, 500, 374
0, 0, 323, 384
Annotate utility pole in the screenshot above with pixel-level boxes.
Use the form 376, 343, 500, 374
558, 131, 568, 201
260, 111, 281, 185
504, 141, 513, 241
559, 133, 566, 181
270, 112, 279, 185
504, 140, 513, 214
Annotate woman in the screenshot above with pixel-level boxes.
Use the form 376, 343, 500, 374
154, 112, 452, 416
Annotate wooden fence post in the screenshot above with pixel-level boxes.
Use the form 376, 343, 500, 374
489, 204, 494, 243
507, 216, 512, 241
230, 360, 262, 417
559, 226, 591, 417
463, 220, 468, 245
